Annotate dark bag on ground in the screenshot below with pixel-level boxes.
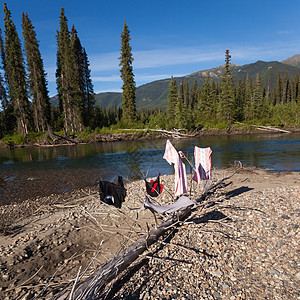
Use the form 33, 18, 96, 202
99, 176, 127, 208
144, 173, 164, 197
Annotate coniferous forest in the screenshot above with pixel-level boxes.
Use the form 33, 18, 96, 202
0, 3, 299, 145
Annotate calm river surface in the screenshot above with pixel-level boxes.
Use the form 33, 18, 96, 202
0, 133, 299, 204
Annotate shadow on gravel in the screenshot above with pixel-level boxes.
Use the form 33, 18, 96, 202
226, 186, 254, 198
190, 210, 231, 224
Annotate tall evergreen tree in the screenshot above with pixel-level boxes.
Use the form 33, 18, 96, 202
56, 8, 83, 133
167, 76, 178, 125
218, 49, 235, 123
210, 80, 218, 123
244, 76, 253, 120
175, 82, 185, 128
0, 28, 13, 135
235, 79, 245, 121
70, 26, 95, 127
22, 12, 51, 133
282, 72, 291, 104
252, 74, 263, 119
183, 79, 189, 106
292, 74, 300, 103
81, 48, 95, 125
119, 21, 137, 122
198, 73, 213, 122
275, 72, 283, 105
189, 79, 199, 109
3, 3, 31, 136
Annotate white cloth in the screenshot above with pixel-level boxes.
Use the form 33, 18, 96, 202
193, 146, 212, 183
163, 140, 188, 196
141, 196, 196, 215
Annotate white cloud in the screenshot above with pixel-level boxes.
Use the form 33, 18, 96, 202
92, 73, 186, 83
88, 43, 300, 74
133, 48, 224, 69
46, 41, 300, 94
94, 88, 122, 94
135, 73, 185, 82
88, 47, 225, 72
277, 30, 293, 35
92, 75, 121, 82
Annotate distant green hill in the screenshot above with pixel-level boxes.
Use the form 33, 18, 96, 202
52, 58, 300, 110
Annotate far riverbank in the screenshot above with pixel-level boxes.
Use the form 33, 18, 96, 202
1, 124, 300, 149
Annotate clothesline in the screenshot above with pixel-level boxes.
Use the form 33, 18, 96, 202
163, 139, 212, 196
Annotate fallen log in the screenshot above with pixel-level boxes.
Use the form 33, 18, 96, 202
235, 122, 291, 134
253, 125, 291, 133
150, 128, 197, 138
52, 132, 78, 144
51, 208, 192, 299
51, 168, 240, 299
121, 128, 197, 138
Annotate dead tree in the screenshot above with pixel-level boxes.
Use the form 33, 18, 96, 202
51, 169, 239, 299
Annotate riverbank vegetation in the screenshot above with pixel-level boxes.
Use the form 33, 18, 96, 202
0, 4, 299, 147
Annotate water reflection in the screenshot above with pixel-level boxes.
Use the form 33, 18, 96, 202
0, 133, 299, 203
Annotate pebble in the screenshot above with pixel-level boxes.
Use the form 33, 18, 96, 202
112, 179, 300, 300
0, 171, 299, 300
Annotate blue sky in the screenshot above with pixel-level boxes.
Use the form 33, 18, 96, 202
1, 0, 299, 97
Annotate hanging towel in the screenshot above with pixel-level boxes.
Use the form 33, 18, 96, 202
163, 140, 187, 196
144, 173, 164, 197
193, 146, 212, 183
141, 196, 196, 215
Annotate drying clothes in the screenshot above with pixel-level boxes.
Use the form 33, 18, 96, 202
141, 196, 196, 215
99, 176, 127, 208
144, 173, 164, 197
163, 140, 188, 196
193, 146, 212, 183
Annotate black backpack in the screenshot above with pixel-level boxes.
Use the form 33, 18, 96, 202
99, 176, 127, 208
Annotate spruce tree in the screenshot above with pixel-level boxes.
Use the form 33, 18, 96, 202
292, 74, 299, 103
175, 82, 185, 128
235, 79, 245, 121
81, 48, 95, 126
119, 21, 137, 122
252, 74, 263, 119
218, 49, 235, 123
244, 76, 253, 120
210, 80, 218, 123
56, 8, 83, 133
183, 79, 189, 106
167, 76, 178, 126
22, 12, 51, 133
282, 72, 291, 104
70, 26, 95, 127
3, 3, 31, 136
0, 28, 13, 135
189, 79, 199, 109
275, 72, 283, 105
198, 73, 213, 123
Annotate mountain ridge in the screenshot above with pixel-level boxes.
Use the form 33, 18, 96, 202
51, 55, 300, 110
281, 54, 300, 68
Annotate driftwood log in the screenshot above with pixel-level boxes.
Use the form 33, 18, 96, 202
121, 128, 198, 138
52, 209, 192, 299
235, 122, 291, 134
51, 169, 239, 299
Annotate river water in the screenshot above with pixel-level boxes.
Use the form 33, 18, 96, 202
0, 133, 299, 204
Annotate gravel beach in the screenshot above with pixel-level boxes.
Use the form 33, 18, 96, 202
0, 167, 299, 299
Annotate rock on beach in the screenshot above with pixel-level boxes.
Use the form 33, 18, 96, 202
0, 167, 299, 299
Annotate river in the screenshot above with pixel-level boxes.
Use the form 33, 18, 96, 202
0, 133, 299, 204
